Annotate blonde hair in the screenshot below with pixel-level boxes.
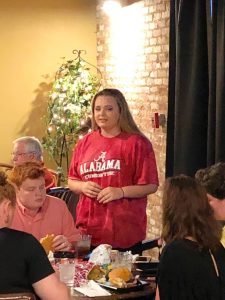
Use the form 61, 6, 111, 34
91, 88, 143, 135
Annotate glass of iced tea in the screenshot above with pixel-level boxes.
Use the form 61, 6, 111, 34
76, 234, 92, 259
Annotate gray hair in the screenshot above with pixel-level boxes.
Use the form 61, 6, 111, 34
13, 136, 43, 161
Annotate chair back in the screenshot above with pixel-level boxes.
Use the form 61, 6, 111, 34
47, 187, 79, 221
47, 168, 61, 186
0, 293, 36, 300
0, 163, 13, 172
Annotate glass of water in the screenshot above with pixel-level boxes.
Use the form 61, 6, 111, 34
59, 259, 75, 286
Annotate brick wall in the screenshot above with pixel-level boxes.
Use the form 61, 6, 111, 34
96, 0, 170, 254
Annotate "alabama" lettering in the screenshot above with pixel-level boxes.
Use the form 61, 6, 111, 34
80, 159, 120, 175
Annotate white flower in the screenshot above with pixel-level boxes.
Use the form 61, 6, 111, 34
51, 92, 58, 100
64, 103, 81, 114
55, 83, 61, 90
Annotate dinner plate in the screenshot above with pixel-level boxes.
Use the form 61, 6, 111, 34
98, 280, 149, 292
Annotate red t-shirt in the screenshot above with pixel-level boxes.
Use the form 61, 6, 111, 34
69, 131, 158, 248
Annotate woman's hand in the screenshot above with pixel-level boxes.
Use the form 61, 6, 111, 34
97, 187, 123, 204
52, 235, 72, 251
81, 181, 102, 198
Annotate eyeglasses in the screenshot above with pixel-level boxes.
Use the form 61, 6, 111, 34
11, 151, 36, 158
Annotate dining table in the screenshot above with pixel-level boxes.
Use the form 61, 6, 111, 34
56, 251, 157, 300
69, 281, 156, 300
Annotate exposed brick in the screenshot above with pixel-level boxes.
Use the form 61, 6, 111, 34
96, 0, 170, 259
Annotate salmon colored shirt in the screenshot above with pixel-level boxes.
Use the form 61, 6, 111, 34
11, 195, 79, 242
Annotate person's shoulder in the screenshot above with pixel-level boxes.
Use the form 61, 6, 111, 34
123, 132, 153, 148
46, 194, 65, 205
160, 241, 183, 266
162, 240, 189, 255
45, 194, 69, 212
2, 227, 37, 243
74, 131, 98, 149
78, 131, 97, 142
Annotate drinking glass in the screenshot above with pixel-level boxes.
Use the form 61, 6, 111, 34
59, 260, 75, 286
76, 234, 92, 259
111, 251, 133, 271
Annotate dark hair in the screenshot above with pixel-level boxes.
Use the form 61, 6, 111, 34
195, 162, 225, 200
9, 161, 45, 187
91, 88, 143, 135
0, 171, 16, 206
162, 175, 221, 250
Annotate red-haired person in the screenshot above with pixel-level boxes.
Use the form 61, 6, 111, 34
0, 171, 69, 299
10, 161, 78, 251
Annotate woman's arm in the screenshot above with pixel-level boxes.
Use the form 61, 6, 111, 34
97, 183, 158, 204
122, 183, 158, 198
68, 179, 102, 198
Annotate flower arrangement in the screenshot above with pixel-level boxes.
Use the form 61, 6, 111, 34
42, 50, 101, 182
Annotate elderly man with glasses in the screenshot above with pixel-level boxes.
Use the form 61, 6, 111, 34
12, 136, 56, 190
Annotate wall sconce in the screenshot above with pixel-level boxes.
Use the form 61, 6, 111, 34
102, 1, 121, 14
102, 0, 140, 14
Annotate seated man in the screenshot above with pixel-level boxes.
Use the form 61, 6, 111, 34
0, 170, 69, 300
10, 161, 78, 251
12, 136, 56, 190
195, 162, 225, 247
195, 162, 225, 221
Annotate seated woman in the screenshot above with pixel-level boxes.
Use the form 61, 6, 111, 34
156, 175, 225, 300
0, 170, 69, 300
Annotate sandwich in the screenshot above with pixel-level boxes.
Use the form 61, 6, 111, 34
108, 267, 132, 288
40, 234, 54, 255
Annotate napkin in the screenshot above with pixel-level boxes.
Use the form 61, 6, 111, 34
74, 280, 111, 297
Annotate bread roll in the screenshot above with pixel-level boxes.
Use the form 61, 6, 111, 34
108, 267, 132, 287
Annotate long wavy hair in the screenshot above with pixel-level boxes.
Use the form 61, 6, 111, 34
0, 171, 16, 207
91, 88, 143, 135
162, 175, 221, 250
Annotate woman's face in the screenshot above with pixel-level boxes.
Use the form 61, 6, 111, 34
94, 95, 121, 136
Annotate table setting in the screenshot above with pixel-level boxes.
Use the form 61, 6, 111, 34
44, 235, 157, 299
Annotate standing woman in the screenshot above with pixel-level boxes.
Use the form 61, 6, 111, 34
68, 88, 158, 253
156, 175, 225, 300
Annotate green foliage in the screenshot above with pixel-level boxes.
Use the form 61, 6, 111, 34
42, 52, 100, 182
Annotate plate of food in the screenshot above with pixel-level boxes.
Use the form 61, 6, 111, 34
95, 266, 149, 292
99, 279, 149, 292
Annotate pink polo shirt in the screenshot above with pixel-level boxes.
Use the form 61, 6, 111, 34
11, 195, 79, 242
